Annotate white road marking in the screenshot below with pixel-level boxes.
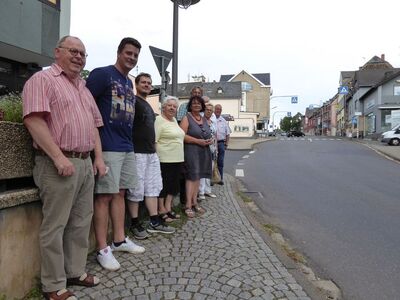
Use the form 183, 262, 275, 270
249, 150, 255, 154
242, 155, 250, 159
235, 169, 244, 177
237, 162, 245, 166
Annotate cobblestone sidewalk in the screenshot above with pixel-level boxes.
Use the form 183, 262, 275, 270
72, 175, 310, 300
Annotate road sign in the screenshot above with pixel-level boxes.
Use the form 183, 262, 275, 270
291, 96, 298, 104
149, 46, 172, 75
287, 112, 292, 117
339, 85, 349, 95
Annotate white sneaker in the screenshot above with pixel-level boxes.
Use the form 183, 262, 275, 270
111, 237, 145, 254
97, 246, 120, 271
198, 194, 206, 200
205, 192, 217, 198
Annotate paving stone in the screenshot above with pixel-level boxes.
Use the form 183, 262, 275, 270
192, 293, 207, 300
186, 284, 200, 292
163, 277, 177, 285
143, 286, 155, 294
227, 278, 242, 288
131, 287, 145, 296
107, 292, 121, 299
149, 292, 162, 300
163, 291, 176, 299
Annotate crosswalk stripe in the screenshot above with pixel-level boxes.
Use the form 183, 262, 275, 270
235, 169, 244, 177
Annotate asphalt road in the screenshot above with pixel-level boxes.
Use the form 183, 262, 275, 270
226, 137, 400, 300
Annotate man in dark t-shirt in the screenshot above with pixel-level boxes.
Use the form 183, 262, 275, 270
126, 73, 175, 238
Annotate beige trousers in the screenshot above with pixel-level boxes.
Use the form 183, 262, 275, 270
33, 155, 94, 292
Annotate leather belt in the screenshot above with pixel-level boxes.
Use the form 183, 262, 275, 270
35, 149, 90, 159
217, 140, 225, 143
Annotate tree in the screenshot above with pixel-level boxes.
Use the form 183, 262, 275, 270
280, 116, 292, 132
280, 113, 303, 132
291, 113, 303, 131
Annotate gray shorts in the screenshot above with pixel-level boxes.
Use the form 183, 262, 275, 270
126, 153, 162, 201
94, 151, 137, 194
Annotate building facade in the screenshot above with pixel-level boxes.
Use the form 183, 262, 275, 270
0, 0, 70, 94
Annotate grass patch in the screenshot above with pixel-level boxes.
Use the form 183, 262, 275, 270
263, 223, 279, 234
166, 204, 188, 229
236, 191, 253, 203
282, 244, 306, 264
22, 278, 41, 300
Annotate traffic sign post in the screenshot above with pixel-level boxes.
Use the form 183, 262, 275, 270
339, 85, 349, 95
149, 46, 173, 101
291, 96, 298, 104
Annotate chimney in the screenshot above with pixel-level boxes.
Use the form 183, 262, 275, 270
381, 54, 385, 61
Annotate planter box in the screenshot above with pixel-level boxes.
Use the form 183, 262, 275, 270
0, 121, 34, 180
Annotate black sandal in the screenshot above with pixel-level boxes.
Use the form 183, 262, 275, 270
159, 213, 173, 223
167, 211, 181, 220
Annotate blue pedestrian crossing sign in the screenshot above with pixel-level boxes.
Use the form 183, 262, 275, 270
287, 112, 292, 117
339, 85, 349, 95
291, 96, 298, 104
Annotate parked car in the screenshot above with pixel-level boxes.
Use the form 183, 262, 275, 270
280, 132, 287, 136
381, 124, 400, 146
287, 131, 305, 137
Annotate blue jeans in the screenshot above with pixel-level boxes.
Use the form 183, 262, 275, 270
217, 141, 226, 180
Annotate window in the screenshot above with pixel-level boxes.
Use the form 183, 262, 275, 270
381, 109, 392, 132
394, 85, 400, 96
366, 113, 375, 134
241, 82, 252, 91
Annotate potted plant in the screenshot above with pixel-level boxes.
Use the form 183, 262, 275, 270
0, 93, 34, 180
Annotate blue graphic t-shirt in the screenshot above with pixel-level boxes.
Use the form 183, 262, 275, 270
86, 65, 135, 152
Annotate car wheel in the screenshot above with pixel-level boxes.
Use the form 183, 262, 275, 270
390, 138, 400, 146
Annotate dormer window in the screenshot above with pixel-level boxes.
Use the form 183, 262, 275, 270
241, 82, 252, 91
217, 87, 223, 94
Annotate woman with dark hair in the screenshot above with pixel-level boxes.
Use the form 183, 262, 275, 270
179, 96, 213, 218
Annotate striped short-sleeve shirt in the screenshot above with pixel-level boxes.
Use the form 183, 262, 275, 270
22, 64, 103, 152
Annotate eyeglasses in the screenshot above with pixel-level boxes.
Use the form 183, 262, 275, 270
58, 47, 88, 58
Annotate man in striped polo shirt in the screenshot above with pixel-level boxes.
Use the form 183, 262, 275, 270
23, 36, 107, 299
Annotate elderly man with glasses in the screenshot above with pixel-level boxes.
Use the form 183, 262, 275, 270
23, 35, 106, 300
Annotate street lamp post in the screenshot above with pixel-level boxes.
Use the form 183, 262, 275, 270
171, 0, 200, 96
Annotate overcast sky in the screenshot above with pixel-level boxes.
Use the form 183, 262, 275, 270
70, 0, 400, 119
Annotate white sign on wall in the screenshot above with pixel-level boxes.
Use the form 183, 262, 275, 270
391, 110, 400, 126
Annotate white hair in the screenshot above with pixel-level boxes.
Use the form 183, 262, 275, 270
161, 96, 179, 108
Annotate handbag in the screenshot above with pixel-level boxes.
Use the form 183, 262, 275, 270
211, 160, 221, 184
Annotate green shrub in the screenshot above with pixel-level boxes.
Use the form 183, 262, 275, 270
0, 93, 23, 123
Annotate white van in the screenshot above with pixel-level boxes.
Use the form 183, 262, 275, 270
381, 123, 400, 146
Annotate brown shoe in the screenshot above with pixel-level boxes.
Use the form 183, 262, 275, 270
43, 289, 77, 300
67, 273, 100, 287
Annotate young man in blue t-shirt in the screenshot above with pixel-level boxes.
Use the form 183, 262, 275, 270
86, 37, 145, 271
